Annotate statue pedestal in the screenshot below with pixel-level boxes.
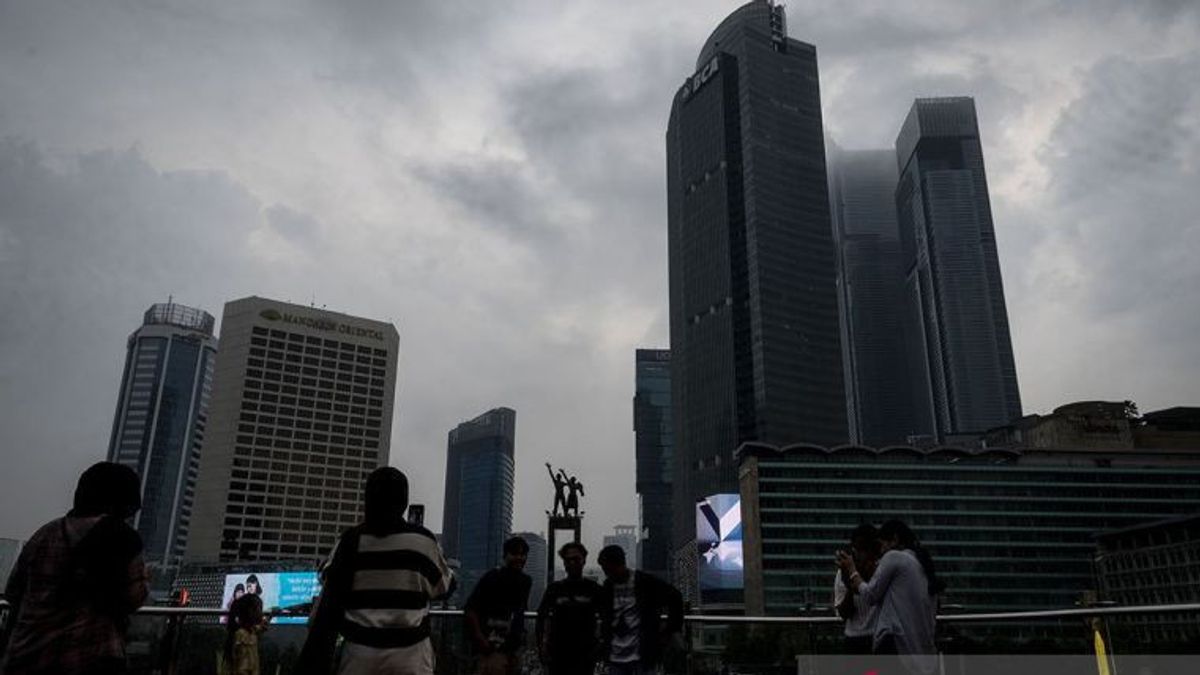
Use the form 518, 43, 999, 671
545, 514, 582, 585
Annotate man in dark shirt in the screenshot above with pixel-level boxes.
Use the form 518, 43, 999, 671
464, 536, 532, 675
536, 542, 603, 675
598, 544, 683, 675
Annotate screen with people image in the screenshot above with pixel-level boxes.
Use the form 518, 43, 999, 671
219, 572, 321, 624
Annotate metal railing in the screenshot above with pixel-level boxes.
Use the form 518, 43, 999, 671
4, 601, 1199, 673
116, 601, 1200, 621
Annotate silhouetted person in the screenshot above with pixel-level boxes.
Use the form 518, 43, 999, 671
597, 544, 683, 675
225, 574, 268, 675
1, 462, 148, 675
298, 467, 454, 675
833, 524, 882, 654
836, 519, 942, 675
536, 542, 603, 675
464, 536, 532, 675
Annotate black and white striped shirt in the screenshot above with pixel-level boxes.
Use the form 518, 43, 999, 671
326, 523, 454, 649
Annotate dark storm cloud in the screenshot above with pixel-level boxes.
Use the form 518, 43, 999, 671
0, 140, 291, 526
1035, 54, 1200, 340
2, 0, 1199, 550
412, 158, 567, 244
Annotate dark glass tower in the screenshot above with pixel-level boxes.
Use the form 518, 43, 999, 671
666, 1, 847, 550
108, 303, 218, 565
895, 98, 1022, 440
634, 349, 673, 577
441, 407, 516, 597
828, 146, 917, 446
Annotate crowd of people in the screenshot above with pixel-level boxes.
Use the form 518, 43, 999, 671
1, 461, 944, 675
293, 465, 685, 675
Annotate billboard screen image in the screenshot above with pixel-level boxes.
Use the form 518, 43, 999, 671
696, 493, 743, 592
220, 571, 321, 624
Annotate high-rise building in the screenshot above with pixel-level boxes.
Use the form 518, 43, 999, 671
984, 401, 1200, 451
108, 303, 218, 565
441, 407, 516, 597
603, 525, 639, 566
895, 97, 1022, 440
513, 531, 548, 608
828, 146, 917, 446
634, 349, 672, 576
186, 297, 399, 563
666, 0, 847, 551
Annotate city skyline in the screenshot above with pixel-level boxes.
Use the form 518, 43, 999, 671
2, 0, 1199, 551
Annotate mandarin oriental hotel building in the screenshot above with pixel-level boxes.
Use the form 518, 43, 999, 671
186, 297, 399, 563
737, 443, 1200, 639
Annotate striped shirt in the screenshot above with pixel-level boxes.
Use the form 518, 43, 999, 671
325, 523, 454, 649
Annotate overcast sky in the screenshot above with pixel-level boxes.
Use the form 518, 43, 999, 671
2, 1, 1198, 555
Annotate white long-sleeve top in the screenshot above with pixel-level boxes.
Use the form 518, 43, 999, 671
855, 549, 937, 674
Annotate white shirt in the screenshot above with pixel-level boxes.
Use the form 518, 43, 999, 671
833, 572, 879, 638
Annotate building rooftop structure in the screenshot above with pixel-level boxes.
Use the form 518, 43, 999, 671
981, 401, 1200, 451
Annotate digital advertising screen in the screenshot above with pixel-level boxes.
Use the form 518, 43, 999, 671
696, 493, 744, 593
219, 571, 321, 624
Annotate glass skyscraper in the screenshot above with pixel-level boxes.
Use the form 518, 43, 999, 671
666, 0, 847, 551
634, 349, 673, 576
828, 146, 917, 446
441, 407, 516, 597
895, 97, 1022, 440
108, 302, 218, 565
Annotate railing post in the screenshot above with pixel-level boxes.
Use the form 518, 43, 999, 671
684, 609, 693, 675
157, 611, 184, 675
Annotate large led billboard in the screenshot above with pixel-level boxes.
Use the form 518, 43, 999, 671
219, 571, 321, 624
696, 493, 743, 592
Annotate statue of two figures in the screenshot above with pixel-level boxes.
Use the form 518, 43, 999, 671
546, 462, 584, 518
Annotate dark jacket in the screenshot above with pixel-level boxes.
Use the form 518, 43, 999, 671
536, 576, 603, 660
464, 567, 532, 654
599, 570, 683, 666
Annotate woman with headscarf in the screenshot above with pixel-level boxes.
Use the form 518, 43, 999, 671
1, 462, 148, 675
835, 519, 942, 675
